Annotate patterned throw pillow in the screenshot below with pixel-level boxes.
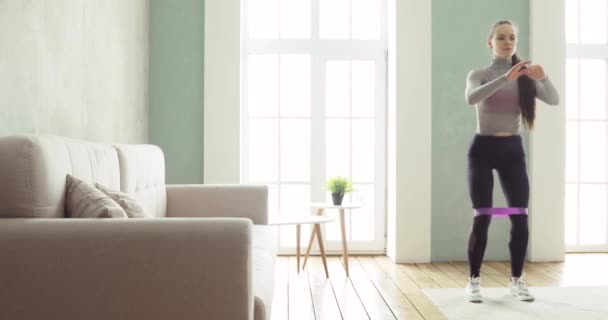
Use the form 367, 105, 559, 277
65, 175, 128, 218
95, 183, 149, 218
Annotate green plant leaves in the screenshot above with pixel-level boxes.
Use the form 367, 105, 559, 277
325, 176, 353, 194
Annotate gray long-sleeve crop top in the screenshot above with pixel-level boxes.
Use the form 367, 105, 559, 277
465, 57, 560, 135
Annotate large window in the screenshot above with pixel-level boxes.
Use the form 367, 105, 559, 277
242, 0, 387, 252
565, 0, 608, 251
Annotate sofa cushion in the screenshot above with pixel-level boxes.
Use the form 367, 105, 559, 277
113, 144, 167, 218
65, 175, 127, 218
95, 183, 148, 218
252, 225, 277, 320
0, 135, 121, 218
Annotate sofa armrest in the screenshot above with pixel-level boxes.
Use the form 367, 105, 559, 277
0, 218, 253, 320
166, 185, 269, 225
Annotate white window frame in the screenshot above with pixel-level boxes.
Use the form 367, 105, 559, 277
205, 0, 435, 263
564, 0, 608, 253
241, 0, 388, 253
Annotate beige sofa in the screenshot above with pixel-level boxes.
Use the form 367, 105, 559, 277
0, 135, 276, 320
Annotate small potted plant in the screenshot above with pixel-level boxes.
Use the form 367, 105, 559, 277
325, 176, 353, 206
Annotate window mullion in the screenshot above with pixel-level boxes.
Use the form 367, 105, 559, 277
311, 51, 325, 204
310, 0, 325, 205
605, 1, 608, 243
376, 52, 388, 243
576, 0, 581, 246
247, 40, 384, 56
312, 0, 320, 40
277, 54, 283, 214
576, 57, 581, 246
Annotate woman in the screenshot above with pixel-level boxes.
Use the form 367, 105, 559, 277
464, 20, 559, 303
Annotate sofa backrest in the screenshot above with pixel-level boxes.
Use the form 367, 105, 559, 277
113, 144, 167, 218
0, 135, 169, 218
0, 135, 121, 218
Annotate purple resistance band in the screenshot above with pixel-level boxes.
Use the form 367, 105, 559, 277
474, 207, 528, 217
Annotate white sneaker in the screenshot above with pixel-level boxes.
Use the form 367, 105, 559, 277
510, 275, 535, 301
465, 277, 483, 302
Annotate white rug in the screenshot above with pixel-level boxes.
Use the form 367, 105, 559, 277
422, 286, 608, 320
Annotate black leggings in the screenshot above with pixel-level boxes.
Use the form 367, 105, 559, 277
467, 135, 529, 278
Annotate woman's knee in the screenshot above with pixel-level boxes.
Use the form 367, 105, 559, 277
471, 215, 492, 233
510, 215, 529, 234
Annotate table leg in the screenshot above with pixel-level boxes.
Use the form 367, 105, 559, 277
296, 224, 301, 273
302, 227, 316, 269
339, 208, 349, 277
302, 208, 325, 269
314, 224, 329, 278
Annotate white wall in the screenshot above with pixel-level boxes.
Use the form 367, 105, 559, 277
0, 0, 148, 143
204, 0, 241, 184
386, 0, 432, 263
529, 0, 566, 262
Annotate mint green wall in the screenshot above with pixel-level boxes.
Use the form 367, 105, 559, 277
431, 1, 530, 261
149, 0, 204, 184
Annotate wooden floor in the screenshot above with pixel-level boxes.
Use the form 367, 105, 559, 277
270, 253, 608, 320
